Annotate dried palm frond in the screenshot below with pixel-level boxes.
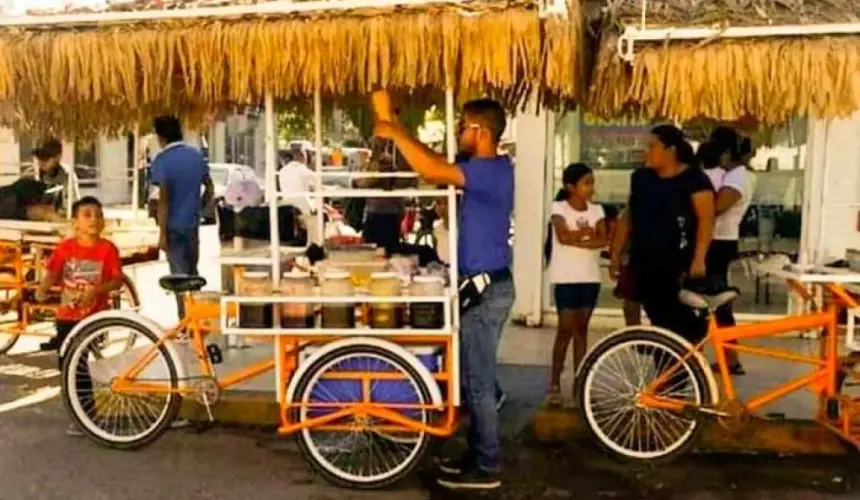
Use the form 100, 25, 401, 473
587, 34, 860, 126
0, 1, 585, 140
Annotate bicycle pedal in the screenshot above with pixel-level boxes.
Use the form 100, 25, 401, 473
206, 344, 223, 364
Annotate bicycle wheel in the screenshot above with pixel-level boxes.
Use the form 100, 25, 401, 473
0, 291, 21, 355
576, 328, 711, 462
0, 329, 19, 355
61, 317, 181, 450
292, 344, 432, 489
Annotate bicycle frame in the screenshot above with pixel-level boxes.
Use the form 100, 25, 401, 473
642, 282, 860, 421
109, 292, 459, 439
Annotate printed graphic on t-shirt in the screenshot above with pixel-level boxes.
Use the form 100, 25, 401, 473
60, 258, 104, 315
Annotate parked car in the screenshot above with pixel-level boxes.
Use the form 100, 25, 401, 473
147, 162, 263, 223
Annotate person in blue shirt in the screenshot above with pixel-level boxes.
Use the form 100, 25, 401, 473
372, 91, 514, 491
150, 115, 214, 318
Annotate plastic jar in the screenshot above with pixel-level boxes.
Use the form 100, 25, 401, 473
369, 272, 404, 329
409, 276, 445, 329
238, 271, 273, 329
279, 271, 315, 328
321, 270, 355, 328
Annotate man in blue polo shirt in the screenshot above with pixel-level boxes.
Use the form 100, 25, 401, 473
150, 115, 213, 318
372, 91, 514, 490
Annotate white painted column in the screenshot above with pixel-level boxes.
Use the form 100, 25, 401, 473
511, 101, 554, 326
96, 136, 130, 206
60, 140, 75, 171
209, 122, 227, 163
0, 128, 19, 186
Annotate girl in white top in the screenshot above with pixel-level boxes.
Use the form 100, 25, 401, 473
545, 163, 608, 406
701, 129, 754, 374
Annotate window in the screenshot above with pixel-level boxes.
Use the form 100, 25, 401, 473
550, 114, 807, 316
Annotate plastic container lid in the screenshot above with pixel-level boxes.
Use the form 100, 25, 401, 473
323, 270, 351, 280
413, 275, 444, 284
282, 270, 311, 279
370, 271, 398, 279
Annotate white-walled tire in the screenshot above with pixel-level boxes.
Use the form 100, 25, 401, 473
61, 317, 181, 450
0, 330, 18, 355
575, 328, 711, 463
291, 344, 432, 489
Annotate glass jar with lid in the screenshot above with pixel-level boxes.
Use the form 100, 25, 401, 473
238, 271, 273, 329
279, 270, 315, 328
321, 270, 355, 328
409, 276, 445, 329
369, 272, 404, 329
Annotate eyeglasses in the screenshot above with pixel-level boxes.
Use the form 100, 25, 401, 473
457, 121, 482, 134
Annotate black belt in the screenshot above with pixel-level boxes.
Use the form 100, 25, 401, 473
485, 267, 512, 282
458, 267, 511, 314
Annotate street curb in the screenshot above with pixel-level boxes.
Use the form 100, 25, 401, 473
180, 392, 280, 425
532, 407, 849, 455
182, 394, 850, 456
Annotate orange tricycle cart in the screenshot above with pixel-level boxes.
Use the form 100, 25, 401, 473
576, 261, 860, 461
0, 220, 148, 355
57, 95, 463, 489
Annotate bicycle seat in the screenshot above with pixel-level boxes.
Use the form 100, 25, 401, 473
679, 288, 740, 311
159, 274, 207, 293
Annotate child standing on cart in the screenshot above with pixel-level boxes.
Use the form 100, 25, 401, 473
35, 196, 124, 434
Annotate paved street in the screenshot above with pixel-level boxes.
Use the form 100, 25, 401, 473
1, 335, 859, 500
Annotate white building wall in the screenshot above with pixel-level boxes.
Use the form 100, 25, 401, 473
96, 137, 130, 205
210, 122, 227, 163
803, 112, 860, 263
0, 128, 19, 186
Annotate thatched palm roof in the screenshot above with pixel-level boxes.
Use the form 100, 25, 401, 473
585, 0, 860, 125
0, 0, 584, 139
594, 0, 860, 27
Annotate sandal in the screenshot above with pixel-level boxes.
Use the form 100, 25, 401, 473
544, 387, 563, 407
711, 362, 746, 376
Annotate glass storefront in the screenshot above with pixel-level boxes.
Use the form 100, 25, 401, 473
549, 113, 807, 316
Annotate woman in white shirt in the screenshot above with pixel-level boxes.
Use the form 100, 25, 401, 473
702, 128, 754, 375
545, 163, 608, 405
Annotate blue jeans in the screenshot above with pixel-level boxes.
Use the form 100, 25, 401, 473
166, 227, 200, 318
460, 277, 515, 472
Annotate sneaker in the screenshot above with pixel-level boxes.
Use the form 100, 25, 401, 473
170, 419, 192, 429
495, 391, 508, 413
437, 467, 501, 490
40, 339, 61, 352
66, 423, 83, 437
438, 455, 472, 475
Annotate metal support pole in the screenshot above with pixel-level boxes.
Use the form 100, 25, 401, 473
314, 87, 324, 244
444, 85, 460, 407
265, 93, 283, 393
132, 125, 140, 218
265, 94, 281, 284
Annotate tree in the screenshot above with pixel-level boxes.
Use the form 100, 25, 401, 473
345, 103, 427, 141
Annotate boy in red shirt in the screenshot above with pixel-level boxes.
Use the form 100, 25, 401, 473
36, 196, 123, 351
